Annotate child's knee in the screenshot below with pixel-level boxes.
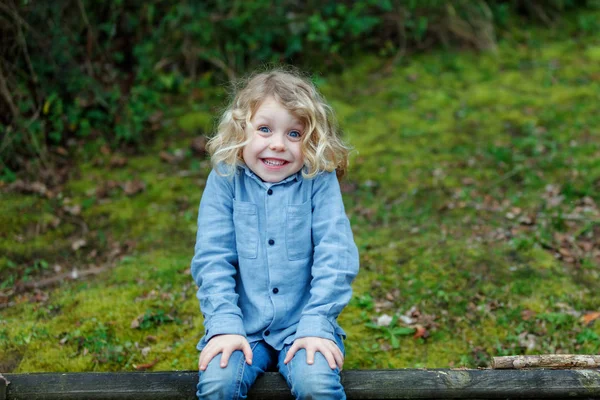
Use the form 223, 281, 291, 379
196, 352, 246, 399
288, 352, 344, 399
292, 370, 344, 399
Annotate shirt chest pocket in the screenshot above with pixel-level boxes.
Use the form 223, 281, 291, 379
286, 200, 312, 261
233, 200, 258, 259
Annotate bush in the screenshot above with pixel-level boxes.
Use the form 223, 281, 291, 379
0, 0, 596, 179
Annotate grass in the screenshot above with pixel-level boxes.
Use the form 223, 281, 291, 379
1, 11, 599, 372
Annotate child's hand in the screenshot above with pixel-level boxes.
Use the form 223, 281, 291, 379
283, 336, 344, 370
198, 334, 253, 371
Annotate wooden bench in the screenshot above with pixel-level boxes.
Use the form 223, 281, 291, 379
2, 369, 600, 399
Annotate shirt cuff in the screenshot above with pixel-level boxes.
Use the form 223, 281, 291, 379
204, 315, 246, 342
295, 314, 336, 342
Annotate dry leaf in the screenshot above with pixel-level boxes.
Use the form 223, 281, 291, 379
413, 324, 427, 339
133, 358, 159, 371
131, 314, 144, 329
71, 239, 87, 251
376, 314, 393, 327
110, 156, 128, 168
159, 151, 176, 163
123, 180, 146, 196
521, 309, 536, 321
145, 335, 158, 343
582, 312, 600, 325
64, 204, 82, 216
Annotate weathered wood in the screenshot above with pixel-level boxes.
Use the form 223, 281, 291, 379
493, 355, 600, 369
3, 369, 600, 399
0, 374, 8, 400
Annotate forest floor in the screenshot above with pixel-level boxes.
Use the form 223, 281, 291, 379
1, 10, 599, 372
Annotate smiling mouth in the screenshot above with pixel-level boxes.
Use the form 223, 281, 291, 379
261, 158, 288, 167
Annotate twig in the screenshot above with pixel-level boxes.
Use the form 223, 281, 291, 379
0, 59, 18, 119
483, 165, 524, 190
198, 47, 236, 81
493, 355, 600, 369
14, 264, 113, 294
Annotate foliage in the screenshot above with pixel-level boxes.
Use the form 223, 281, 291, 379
1, 8, 599, 371
1, 0, 598, 178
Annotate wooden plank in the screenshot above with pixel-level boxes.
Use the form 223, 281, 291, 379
3, 369, 600, 399
0, 373, 7, 400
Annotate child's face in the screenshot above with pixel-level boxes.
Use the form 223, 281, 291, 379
242, 97, 305, 183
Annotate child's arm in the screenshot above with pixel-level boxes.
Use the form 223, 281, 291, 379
191, 170, 247, 352
291, 171, 359, 363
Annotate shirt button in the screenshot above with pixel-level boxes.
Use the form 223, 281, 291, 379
267, 189, 273, 195
264, 330, 270, 336
268, 239, 275, 246
272, 288, 279, 294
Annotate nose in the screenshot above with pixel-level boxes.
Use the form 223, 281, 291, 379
269, 134, 285, 151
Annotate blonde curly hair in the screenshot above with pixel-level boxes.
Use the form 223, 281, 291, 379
207, 67, 351, 179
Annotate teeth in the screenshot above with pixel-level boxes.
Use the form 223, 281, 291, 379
263, 159, 285, 166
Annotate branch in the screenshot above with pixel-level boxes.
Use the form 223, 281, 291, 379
0, 60, 18, 120
493, 355, 600, 369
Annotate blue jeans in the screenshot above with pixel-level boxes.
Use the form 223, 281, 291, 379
197, 335, 345, 399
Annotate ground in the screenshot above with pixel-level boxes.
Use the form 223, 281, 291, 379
1, 11, 599, 372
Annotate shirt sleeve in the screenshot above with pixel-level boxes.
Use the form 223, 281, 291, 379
295, 170, 360, 341
191, 169, 246, 342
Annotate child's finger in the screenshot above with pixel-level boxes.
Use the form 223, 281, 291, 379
284, 342, 299, 364
199, 348, 217, 371
220, 348, 232, 368
321, 348, 337, 369
332, 346, 344, 370
242, 340, 253, 365
305, 348, 316, 365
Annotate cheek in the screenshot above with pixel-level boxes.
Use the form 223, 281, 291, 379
294, 145, 305, 162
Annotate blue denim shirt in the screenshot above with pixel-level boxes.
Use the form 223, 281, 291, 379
191, 164, 359, 351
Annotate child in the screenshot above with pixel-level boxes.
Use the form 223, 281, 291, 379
191, 68, 359, 399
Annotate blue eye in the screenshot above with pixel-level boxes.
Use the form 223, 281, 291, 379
288, 130, 301, 139
258, 126, 270, 133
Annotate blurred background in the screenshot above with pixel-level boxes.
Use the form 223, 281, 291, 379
1, 0, 599, 373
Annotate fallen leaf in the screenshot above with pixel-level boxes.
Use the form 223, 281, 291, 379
9, 180, 49, 197
122, 180, 146, 196
64, 204, 82, 216
559, 248, 572, 257
159, 151, 176, 163
380, 343, 392, 352
134, 358, 159, 371
521, 309, 536, 321
131, 314, 144, 329
376, 314, 393, 327
582, 312, 600, 325
145, 335, 158, 343
413, 324, 427, 339
110, 156, 128, 168
55, 147, 68, 156
71, 239, 87, 251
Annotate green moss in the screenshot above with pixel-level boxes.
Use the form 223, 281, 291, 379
3, 10, 600, 372
177, 111, 214, 134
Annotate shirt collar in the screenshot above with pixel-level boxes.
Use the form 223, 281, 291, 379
238, 164, 302, 188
